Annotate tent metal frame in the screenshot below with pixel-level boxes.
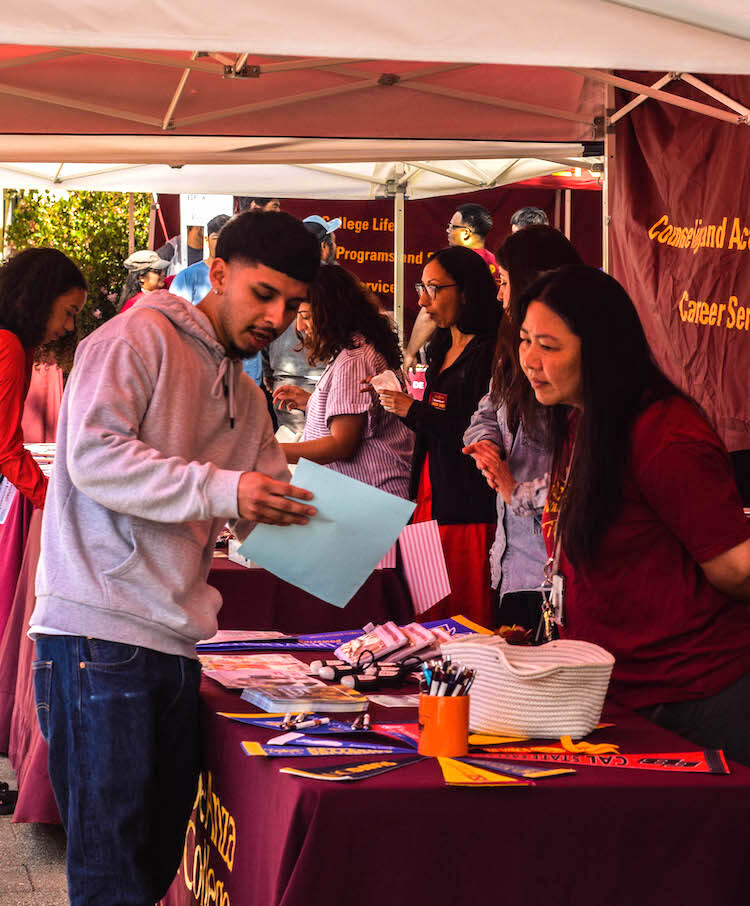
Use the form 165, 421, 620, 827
600, 68, 749, 274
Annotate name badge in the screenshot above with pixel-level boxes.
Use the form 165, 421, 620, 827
429, 392, 448, 411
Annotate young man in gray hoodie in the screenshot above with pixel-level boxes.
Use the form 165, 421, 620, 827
30, 211, 321, 906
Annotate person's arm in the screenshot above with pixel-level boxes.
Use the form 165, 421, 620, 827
701, 539, 750, 599
403, 308, 436, 371
635, 429, 750, 601
281, 413, 366, 464
462, 389, 504, 450
64, 332, 310, 525
231, 421, 315, 538
0, 339, 47, 508
272, 385, 311, 413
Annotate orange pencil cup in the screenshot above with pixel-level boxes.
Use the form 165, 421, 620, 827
418, 694, 469, 757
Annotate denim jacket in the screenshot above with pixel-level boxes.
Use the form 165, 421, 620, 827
463, 390, 551, 595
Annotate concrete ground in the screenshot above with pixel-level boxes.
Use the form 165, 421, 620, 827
0, 755, 68, 905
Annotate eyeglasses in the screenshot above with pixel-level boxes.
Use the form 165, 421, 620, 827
446, 222, 472, 234
415, 282, 457, 300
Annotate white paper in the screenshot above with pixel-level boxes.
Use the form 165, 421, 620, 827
369, 369, 403, 392
0, 477, 18, 525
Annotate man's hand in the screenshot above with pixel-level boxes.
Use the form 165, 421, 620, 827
272, 385, 311, 413
238, 472, 316, 525
403, 352, 417, 373
377, 389, 413, 417
463, 440, 518, 503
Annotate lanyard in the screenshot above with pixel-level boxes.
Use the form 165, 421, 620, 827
538, 433, 576, 643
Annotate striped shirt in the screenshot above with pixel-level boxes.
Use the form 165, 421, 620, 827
302, 340, 414, 498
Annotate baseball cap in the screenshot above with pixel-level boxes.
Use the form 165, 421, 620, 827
303, 214, 342, 235
124, 250, 170, 272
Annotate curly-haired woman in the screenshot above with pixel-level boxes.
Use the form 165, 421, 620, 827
0, 248, 86, 509
275, 265, 413, 497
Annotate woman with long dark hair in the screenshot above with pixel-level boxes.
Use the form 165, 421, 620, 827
519, 264, 750, 764
462, 226, 581, 627
0, 248, 86, 510
275, 265, 413, 497
375, 246, 502, 625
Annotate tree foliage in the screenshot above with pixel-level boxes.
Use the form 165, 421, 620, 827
5, 189, 152, 365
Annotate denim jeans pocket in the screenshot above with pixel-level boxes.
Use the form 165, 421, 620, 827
32, 660, 53, 742
82, 637, 141, 672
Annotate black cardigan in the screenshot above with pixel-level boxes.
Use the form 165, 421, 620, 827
403, 335, 497, 525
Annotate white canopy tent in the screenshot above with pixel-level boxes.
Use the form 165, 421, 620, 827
0, 142, 594, 199
0, 0, 748, 326
2, 0, 750, 71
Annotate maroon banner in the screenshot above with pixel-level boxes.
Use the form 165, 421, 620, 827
282, 186, 600, 335
159, 187, 601, 336
611, 74, 750, 451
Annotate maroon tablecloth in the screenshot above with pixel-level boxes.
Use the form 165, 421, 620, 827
161, 672, 750, 906
210, 556, 413, 632
3, 555, 413, 823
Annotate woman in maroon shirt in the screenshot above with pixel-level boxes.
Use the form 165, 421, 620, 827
516, 264, 750, 765
0, 248, 86, 509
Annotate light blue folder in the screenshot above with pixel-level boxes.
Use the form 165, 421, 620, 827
237, 459, 415, 608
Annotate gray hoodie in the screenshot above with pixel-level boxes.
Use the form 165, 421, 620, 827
32, 291, 289, 659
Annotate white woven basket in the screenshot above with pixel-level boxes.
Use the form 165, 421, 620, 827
440, 637, 615, 739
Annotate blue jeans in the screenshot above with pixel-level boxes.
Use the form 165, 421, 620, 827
33, 635, 201, 906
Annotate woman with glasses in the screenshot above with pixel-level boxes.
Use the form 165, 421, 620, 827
275, 265, 413, 498
375, 247, 501, 626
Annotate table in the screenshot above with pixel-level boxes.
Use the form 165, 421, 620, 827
209, 557, 413, 632
161, 667, 750, 906
0, 548, 412, 824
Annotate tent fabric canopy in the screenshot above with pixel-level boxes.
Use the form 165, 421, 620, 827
2, 0, 750, 71
0, 140, 595, 199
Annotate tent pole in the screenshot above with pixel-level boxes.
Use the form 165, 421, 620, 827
602, 84, 616, 273
393, 186, 406, 340
128, 193, 135, 255
563, 189, 572, 238
554, 190, 562, 230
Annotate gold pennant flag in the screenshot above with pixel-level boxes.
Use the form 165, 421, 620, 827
437, 757, 532, 787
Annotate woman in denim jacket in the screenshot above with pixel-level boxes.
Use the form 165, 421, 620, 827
463, 226, 581, 627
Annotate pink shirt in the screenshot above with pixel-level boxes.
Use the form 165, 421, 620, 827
302, 341, 414, 498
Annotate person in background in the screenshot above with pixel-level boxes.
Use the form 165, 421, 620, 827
0, 248, 86, 512
375, 247, 502, 626
238, 197, 282, 213
403, 204, 497, 372
170, 214, 231, 304
119, 250, 169, 312
170, 214, 263, 388
156, 226, 205, 277
519, 264, 750, 765
262, 214, 340, 432
274, 266, 413, 497
31, 211, 320, 905
303, 214, 340, 265
463, 226, 582, 629
510, 206, 549, 232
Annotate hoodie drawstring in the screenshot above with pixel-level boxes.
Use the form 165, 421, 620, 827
211, 358, 238, 429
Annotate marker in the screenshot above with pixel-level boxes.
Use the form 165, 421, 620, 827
362, 713, 371, 731
281, 712, 293, 729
